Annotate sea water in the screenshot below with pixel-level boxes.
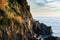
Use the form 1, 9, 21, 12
33, 17, 60, 37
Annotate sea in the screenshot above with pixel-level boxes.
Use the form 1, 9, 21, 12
33, 17, 60, 37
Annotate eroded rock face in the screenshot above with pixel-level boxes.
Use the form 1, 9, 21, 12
0, 0, 33, 40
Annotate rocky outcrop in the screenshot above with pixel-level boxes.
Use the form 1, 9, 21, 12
0, 0, 59, 40
32, 21, 60, 40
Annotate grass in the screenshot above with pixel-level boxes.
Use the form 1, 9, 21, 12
14, 16, 23, 23
7, 12, 14, 19
0, 0, 7, 9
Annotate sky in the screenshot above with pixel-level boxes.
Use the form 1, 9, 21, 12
27, 0, 60, 17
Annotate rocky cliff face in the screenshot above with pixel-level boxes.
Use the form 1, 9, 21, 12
0, 0, 33, 40
0, 0, 59, 40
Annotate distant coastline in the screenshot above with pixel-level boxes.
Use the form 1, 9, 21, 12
33, 16, 60, 37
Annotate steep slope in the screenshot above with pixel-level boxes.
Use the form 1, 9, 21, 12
0, 0, 59, 40
0, 0, 33, 40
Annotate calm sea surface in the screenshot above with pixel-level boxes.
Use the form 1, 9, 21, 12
33, 17, 60, 37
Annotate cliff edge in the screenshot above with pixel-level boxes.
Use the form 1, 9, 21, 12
0, 0, 59, 40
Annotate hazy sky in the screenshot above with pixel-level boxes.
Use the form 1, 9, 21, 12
27, 0, 60, 17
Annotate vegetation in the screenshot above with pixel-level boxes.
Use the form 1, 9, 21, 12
0, 0, 33, 40
1, 16, 10, 26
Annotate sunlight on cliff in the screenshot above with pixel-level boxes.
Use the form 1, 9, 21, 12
7, 12, 14, 19
5, 11, 23, 23
7, 13, 23, 23
14, 16, 23, 23
0, 16, 3, 19
0, 0, 7, 9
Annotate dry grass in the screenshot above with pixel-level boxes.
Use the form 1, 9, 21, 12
0, 0, 7, 9
7, 12, 23, 23
14, 16, 23, 23
0, 16, 3, 19
0, 0, 23, 23
7, 12, 14, 19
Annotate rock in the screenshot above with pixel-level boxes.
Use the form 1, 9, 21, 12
57, 37, 60, 40
0, 0, 59, 40
45, 36, 58, 40
32, 21, 53, 36
32, 21, 41, 35
32, 21, 58, 40
40, 23, 53, 35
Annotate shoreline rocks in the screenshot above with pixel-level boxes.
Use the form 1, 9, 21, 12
32, 20, 60, 40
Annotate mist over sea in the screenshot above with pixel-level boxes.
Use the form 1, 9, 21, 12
33, 17, 60, 37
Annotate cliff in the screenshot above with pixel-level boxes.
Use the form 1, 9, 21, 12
0, 0, 59, 40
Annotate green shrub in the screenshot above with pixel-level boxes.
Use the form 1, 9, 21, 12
2, 18, 12, 26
